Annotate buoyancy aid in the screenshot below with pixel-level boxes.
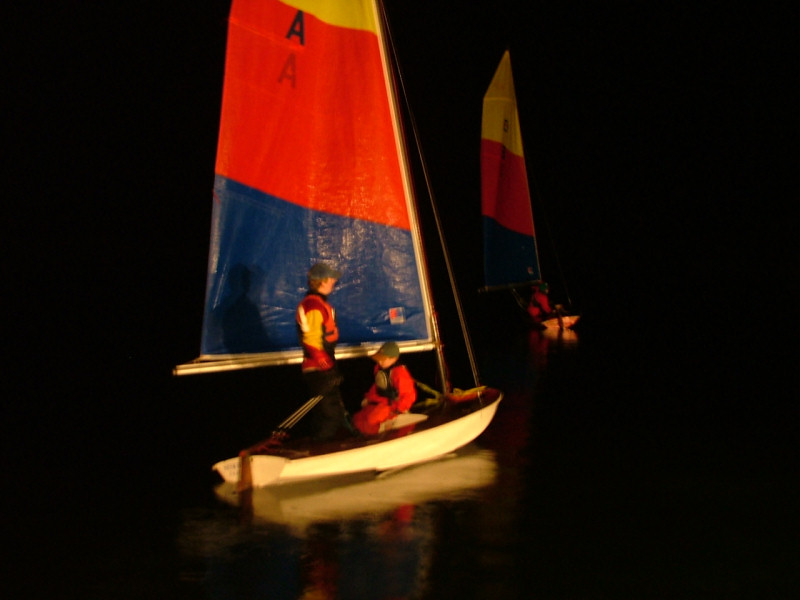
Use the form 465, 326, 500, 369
296, 292, 339, 371
527, 289, 552, 321
354, 362, 416, 435
364, 363, 416, 412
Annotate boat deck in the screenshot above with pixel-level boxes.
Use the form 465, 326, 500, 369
249, 388, 502, 459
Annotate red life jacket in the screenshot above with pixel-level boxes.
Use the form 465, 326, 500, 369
354, 363, 417, 435
527, 289, 552, 321
296, 292, 339, 371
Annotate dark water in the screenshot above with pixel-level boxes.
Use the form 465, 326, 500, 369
7, 312, 795, 599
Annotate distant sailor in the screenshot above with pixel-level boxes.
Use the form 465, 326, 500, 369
527, 281, 554, 325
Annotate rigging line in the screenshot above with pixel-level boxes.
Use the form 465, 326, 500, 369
530, 174, 574, 308
509, 288, 529, 312
379, 1, 481, 389
517, 86, 573, 308
513, 52, 577, 309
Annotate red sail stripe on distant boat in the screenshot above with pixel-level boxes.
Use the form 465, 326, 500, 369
480, 140, 535, 237
216, 0, 410, 231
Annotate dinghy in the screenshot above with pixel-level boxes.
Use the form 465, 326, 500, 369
174, 0, 502, 488
480, 50, 581, 330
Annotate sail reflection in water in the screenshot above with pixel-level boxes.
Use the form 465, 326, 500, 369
179, 447, 499, 598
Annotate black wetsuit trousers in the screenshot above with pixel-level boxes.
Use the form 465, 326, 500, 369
302, 368, 347, 440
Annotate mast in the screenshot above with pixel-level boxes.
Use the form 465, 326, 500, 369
377, 0, 481, 389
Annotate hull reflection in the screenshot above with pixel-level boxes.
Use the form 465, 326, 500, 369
214, 445, 497, 534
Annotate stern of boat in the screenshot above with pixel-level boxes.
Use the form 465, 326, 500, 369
213, 454, 289, 487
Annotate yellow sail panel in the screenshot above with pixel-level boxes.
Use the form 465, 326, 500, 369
282, 0, 378, 33
481, 50, 525, 158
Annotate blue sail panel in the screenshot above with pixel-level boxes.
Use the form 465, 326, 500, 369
200, 176, 428, 356
482, 216, 541, 289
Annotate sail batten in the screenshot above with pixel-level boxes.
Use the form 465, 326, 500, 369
176, 0, 435, 374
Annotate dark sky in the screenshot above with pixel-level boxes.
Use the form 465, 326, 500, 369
7, 2, 791, 388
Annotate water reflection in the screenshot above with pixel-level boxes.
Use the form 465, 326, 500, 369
216, 446, 498, 534
529, 328, 579, 369
179, 447, 501, 599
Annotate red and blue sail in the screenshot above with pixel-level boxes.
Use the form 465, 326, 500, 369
200, 0, 431, 362
480, 50, 541, 289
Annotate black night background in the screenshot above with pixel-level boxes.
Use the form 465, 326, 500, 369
5, 2, 794, 598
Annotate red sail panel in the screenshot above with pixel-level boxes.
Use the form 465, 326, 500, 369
480, 138, 535, 237
216, 0, 409, 231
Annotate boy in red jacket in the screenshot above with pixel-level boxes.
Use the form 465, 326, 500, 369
353, 342, 416, 435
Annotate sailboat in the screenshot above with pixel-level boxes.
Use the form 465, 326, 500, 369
174, 0, 502, 488
480, 50, 580, 330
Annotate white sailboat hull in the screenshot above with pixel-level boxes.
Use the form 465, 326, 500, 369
214, 446, 498, 531
212, 393, 502, 487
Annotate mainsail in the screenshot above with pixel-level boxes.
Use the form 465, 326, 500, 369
480, 50, 542, 290
176, 0, 435, 374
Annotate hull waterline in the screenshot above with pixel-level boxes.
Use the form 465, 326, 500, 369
213, 391, 502, 487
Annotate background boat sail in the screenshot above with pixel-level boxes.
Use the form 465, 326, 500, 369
480, 50, 579, 330
174, 0, 502, 487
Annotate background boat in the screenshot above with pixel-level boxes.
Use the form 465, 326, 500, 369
480, 50, 580, 330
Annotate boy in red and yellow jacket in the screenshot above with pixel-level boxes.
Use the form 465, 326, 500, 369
296, 262, 349, 440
